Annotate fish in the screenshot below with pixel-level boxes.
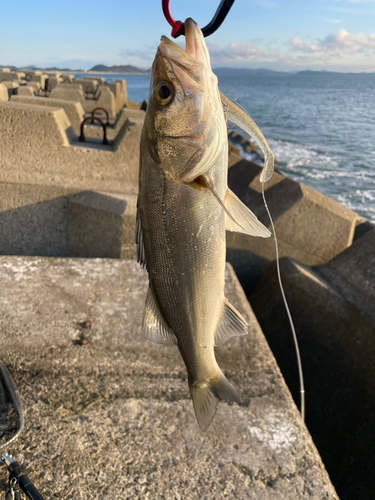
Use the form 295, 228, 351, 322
136, 18, 274, 431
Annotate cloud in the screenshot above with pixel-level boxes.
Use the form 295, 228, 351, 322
326, 19, 343, 23
120, 47, 157, 60
291, 29, 375, 54
207, 42, 263, 62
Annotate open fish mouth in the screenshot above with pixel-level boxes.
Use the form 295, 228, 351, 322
158, 18, 207, 83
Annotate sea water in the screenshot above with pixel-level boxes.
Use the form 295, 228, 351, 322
80, 72, 375, 223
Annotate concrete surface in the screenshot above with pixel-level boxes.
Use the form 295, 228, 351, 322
0, 101, 142, 193
0, 183, 138, 258
0, 83, 8, 101
10, 95, 85, 136
316, 225, 375, 327
1, 82, 18, 99
22, 70, 47, 90
0, 257, 338, 499
0, 182, 71, 257
84, 107, 144, 141
67, 191, 137, 259
17, 86, 34, 96
50, 83, 118, 118
62, 75, 75, 83
0, 70, 25, 81
46, 75, 63, 91
226, 152, 358, 295
250, 250, 375, 500
84, 76, 106, 84
50, 84, 86, 106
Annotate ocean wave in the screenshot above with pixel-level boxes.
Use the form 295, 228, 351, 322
238, 136, 375, 223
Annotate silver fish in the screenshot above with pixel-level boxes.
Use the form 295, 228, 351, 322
137, 18, 274, 431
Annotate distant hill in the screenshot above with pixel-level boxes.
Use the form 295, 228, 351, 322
0, 64, 84, 72
213, 67, 289, 77
89, 64, 150, 74
295, 70, 375, 76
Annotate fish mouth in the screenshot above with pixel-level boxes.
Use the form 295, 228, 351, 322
158, 18, 206, 84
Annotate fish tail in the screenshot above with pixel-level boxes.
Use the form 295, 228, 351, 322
189, 369, 241, 432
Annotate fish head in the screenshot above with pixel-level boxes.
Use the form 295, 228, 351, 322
143, 18, 227, 182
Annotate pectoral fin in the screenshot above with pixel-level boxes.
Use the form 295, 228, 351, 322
224, 189, 271, 238
200, 175, 246, 232
201, 176, 271, 238
220, 91, 274, 182
214, 298, 248, 346
142, 285, 177, 346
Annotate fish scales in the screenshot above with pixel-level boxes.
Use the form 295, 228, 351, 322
137, 18, 273, 431
141, 159, 227, 380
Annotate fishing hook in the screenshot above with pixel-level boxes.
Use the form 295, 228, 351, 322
161, 0, 236, 38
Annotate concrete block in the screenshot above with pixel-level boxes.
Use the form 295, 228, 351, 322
0, 83, 8, 101
23, 71, 47, 90
46, 76, 63, 91
226, 153, 358, 295
27, 82, 41, 93
95, 85, 116, 118
50, 84, 86, 106
61, 74, 74, 83
108, 81, 124, 113
126, 98, 142, 110
63, 80, 98, 94
250, 256, 375, 500
0, 70, 25, 81
1, 81, 19, 99
116, 78, 127, 105
316, 224, 375, 326
0, 100, 141, 193
0, 182, 75, 256
67, 191, 137, 259
10, 95, 85, 136
24, 69, 42, 77
83, 107, 144, 141
83, 75, 106, 84
0, 257, 338, 499
17, 85, 34, 96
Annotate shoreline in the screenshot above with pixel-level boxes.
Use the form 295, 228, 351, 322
73, 70, 150, 75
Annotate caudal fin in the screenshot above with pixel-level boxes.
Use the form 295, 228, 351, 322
189, 370, 241, 431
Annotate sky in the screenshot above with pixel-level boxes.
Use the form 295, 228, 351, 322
1, 0, 375, 72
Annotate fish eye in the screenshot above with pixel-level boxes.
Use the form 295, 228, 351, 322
154, 81, 174, 106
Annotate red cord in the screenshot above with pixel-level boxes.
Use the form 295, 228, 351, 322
161, 0, 183, 37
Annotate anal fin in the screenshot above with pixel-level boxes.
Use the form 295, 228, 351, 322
225, 189, 271, 238
142, 285, 177, 346
214, 299, 248, 346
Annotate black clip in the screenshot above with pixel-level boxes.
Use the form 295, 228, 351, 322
162, 0, 236, 38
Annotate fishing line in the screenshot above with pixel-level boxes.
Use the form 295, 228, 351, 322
261, 182, 305, 422
224, 93, 305, 420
